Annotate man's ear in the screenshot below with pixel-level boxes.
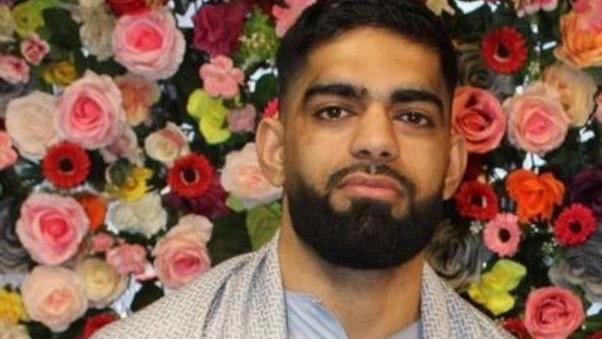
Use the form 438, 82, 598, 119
442, 133, 467, 200
256, 118, 286, 187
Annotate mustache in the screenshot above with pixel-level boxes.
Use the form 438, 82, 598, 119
326, 163, 417, 197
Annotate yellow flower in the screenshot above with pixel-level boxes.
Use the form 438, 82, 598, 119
119, 167, 154, 202
11, 0, 56, 37
43, 61, 78, 87
467, 260, 526, 316
0, 290, 27, 324
187, 89, 231, 144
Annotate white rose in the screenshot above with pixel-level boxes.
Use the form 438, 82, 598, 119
111, 192, 167, 238
75, 257, 128, 308
5, 91, 60, 159
144, 122, 190, 167
220, 142, 283, 209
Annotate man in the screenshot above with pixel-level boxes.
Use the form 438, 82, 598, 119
96, 0, 512, 338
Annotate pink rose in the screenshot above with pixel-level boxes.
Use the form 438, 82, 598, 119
16, 193, 90, 265
106, 243, 148, 276
153, 214, 212, 289
273, 0, 316, 37
0, 131, 18, 170
114, 73, 160, 126
574, 0, 602, 32
5, 91, 59, 159
0, 55, 29, 84
452, 86, 506, 154
228, 104, 257, 133
220, 142, 283, 209
199, 55, 244, 99
21, 266, 88, 332
91, 233, 115, 253
504, 82, 570, 156
57, 70, 125, 149
524, 287, 585, 339
144, 122, 190, 167
20, 34, 49, 65
113, 9, 185, 80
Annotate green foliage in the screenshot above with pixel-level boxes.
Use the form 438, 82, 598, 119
246, 203, 281, 251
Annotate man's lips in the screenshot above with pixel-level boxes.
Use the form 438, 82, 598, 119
337, 173, 403, 201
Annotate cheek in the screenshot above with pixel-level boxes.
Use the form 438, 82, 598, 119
396, 137, 449, 199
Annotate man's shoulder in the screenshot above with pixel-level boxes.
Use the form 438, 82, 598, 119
93, 250, 261, 339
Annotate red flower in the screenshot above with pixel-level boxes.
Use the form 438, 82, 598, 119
502, 318, 530, 339
107, 0, 167, 16
589, 331, 602, 339
481, 26, 528, 74
554, 203, 597, 246
454, 180, 499, 221
42, 142, 90, 189
168, 153, 214, 198
192, 2, 249, 56
262, 98, 280, 119
82, 313, 119, 339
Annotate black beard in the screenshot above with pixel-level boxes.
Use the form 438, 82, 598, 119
287, 164, 443, 270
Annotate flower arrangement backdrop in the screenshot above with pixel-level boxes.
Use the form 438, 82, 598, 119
0, 0, 601, 338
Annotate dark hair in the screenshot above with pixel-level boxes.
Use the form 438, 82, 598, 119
276, 0, 458, 109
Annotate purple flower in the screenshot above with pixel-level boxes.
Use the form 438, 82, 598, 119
192, 2, 249, 56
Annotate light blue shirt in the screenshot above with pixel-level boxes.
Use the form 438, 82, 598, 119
285, 290, 422, 339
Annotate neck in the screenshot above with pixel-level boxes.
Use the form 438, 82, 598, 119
278, 210, 424, 339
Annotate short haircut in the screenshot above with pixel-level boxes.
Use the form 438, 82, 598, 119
276, 0, 458, 112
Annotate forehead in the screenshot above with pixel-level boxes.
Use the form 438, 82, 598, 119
299, 27, 447, 102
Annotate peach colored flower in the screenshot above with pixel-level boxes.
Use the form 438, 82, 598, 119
272, 0, 316, 37
75, 257, 127, 308
504, 82, 569, 156
16, 193, 90, 265
100, 126, 144, 166
20, 33, 49, 65
506, 169, 565, 223
452, 86, 506, 154
144, 122, 190, 167
228, 104, 257, 133
0, 55, 29, 84
114, 73, 160, 127
542, 63, 596, 127
0, 131, 18, 170
199, 55, 244, 99
21, 266, 88, 332
5, 91, 59, 160
57, 71, 125, 149
153, 214, 212, 289
555, 11, 602, 68
573, 0, 602, 32
113, 9, 185, 80
595, 93, 602, 123
76, 193, 107, 232
106, 243, 148, 276
524, 287, 585, 339
220, 142, 282, 209
91, 233, 114, 253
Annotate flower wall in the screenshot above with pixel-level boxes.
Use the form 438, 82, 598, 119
0, 0, 600, 338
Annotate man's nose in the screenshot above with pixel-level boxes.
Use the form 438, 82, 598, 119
349, 103, 399, 163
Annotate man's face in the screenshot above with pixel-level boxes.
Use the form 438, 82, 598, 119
258, 27, 466, 269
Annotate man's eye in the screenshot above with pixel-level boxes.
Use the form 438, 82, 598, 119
315, 107, 350, 120
398, 112, 433, 127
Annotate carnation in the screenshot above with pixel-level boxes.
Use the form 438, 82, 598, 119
192, 2, 249, 56
110, 191, 167, 238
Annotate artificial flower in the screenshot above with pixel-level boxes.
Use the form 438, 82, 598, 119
569, 166, 602, 221
554, 204, 597, 247
164, 176, 231, 221
82, 313, 118, 339
144, 122, 190, 167
16, 193, 90, 265
0, 289, 26, 324
263, 98, 280, 119
272, 0, 316, 37
200, 55, 244, 99
542, 63, 597, 127
514, 0, 558, 17
0, 320, 29, 339
0, 131, 17, 170
114, 73, 160, 127
74, 3, 116, 61
91, 232, 114, 253
452, 86, 506, 153
502, 318, 530, 339
456, 43, 516, 98
596, 93, 602, 123
113, 9, 185, 80
11, 0, 53, 37
187, 89, 231, 144
21, 265, 88, 332
0, 55, 29, 84
106, 243, 148, 276
100, 127, 144, 166
168, 153, 214, 199
107, 0, 166, 16
42, 142, 91, 189
0, 5, 15, 43
524, 286, 585, 339
192, 2, 249, 56
20, 33, 49, 65
57, 71, 126, 149
118, 167, 154, 202
467, 259, 526, 315
228, 104, 257, 134
239, 9, 280, 66
454, 180, 499, 221
504, 82, 570, 156
76, 193, 107, 232
506, 169, 565, 223
481, 26, 528, 74
5, 91, 59, 159
75, 257, 128, 308
110, 191, 167, 238
483, 213, 521, 257
555, 11, 602, 68
153, 214, 213, 289
42, 61, 78, 87
573, 0, 602, 32
221, 143, 283, 209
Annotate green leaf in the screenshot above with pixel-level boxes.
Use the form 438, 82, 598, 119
43, 8, 80, 50
208, 212, 252, 265
131, 281, 165, 312
226, 195, 245, 212
246, 203, 281, 251
252, 73, 278, 112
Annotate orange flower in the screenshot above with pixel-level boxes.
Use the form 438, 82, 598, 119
506, 169, 565, 223
76, 193, 107, 232
555, 11, 602, 68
